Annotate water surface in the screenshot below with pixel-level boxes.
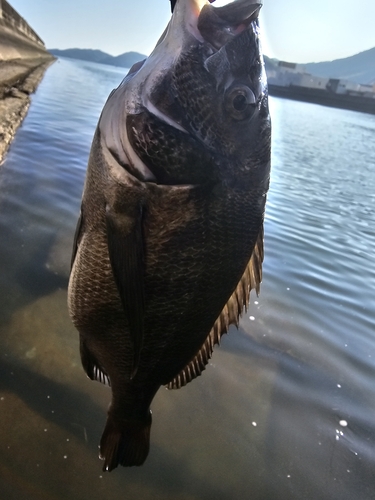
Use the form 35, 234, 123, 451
0, 58, 374, 500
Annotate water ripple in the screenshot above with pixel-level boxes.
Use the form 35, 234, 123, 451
0, 60, 374, 499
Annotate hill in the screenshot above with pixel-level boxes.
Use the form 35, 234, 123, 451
49, 47, 375, 86
49, 48, 146, 68
100, 51, 146, 67
303, 47, 375, 85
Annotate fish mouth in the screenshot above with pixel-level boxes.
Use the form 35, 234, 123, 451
198, 0, 262, 49
164, 0, 262, 48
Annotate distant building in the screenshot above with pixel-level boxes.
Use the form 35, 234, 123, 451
268, 63, 327, 89
328, 79, 362, 94
278, 61, 297, 71
267, 61, 375, 114
327, 78, 375, 98
298, 74, 329, 90
268, 60, 375, 98
268, 61, 305, 87
357, 84, 375, 98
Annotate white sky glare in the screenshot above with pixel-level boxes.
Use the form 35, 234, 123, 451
9, 0, 375, 63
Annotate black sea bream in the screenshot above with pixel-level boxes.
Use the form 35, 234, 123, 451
68, 0, 271, 471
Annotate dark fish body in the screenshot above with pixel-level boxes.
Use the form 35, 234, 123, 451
68, 0, 271, 471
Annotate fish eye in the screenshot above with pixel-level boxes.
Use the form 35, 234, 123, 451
224, 85, 256, 120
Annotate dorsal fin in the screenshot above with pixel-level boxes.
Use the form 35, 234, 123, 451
166, 226, 264, 390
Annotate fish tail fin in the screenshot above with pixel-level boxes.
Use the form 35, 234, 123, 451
99, 411, 152, 471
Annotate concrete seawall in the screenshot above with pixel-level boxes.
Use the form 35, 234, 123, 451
0, 0, 55, 163
0, 0, 45, 47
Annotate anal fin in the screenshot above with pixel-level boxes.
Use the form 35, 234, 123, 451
166, 226, 264, 390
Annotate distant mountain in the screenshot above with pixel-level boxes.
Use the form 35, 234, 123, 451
49, 48, 146, 68
100, 51, 146, 67
49, 48, 111, 64
303, 47, 375, 85
49, 47, 375, 86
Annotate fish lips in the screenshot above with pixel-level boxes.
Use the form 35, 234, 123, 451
198, 0, 262, 50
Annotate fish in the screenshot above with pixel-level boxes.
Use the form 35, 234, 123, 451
68, 0, 271, 471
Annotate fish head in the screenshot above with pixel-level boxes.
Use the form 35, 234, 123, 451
100, 0, 271, 186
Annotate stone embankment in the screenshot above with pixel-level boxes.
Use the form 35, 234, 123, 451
0, 0, 55, 163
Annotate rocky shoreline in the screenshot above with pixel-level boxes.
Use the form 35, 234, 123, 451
0, 17, 55, 164
0, 57, 54, 164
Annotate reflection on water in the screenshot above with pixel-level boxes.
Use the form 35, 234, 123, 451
0, 58, 374, 499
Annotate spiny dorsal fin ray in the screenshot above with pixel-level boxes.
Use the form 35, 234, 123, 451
80, 339, 111, 387
167, 226, 264, 390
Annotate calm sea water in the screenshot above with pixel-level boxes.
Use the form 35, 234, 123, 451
0, 57, 374, 500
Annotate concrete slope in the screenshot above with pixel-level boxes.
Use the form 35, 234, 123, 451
0, 11, 55, 164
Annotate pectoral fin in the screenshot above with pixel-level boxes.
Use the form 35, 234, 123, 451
105, 204, 145, 378
167, 225, 264, 389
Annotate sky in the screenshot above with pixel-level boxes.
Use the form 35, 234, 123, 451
9, 0, 375, 63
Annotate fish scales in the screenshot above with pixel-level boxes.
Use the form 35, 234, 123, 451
68, 0, 271, 471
